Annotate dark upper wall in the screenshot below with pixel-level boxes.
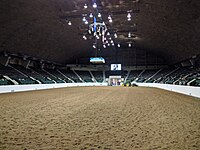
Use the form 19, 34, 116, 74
0, 0, 200, 64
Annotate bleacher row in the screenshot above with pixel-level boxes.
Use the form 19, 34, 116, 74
126, 67, 200, 86
0, 64, 200, 87
0, 64, 103, 85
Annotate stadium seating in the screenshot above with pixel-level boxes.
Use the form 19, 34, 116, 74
45, 69, 72, 83
0, 63, 199, 87
92, 71, 104, 83
59, 69, 82, 83
0, 75, 11, 85
0, 64, 36, 85
75, 70, 93, 82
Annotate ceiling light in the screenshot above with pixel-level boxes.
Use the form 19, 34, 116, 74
112, 43, 115, 46
109, 19, 113, 23
85, 20, 88, 24
128, 43, 132, 47
68, 21, 72, 26
128, 18, 131, 21
82, 17, 86, 22
108, 43, 110, 46
117, 44, 121, 47
107, 32, 110, 36
93, 3, 97, 8
127, 13, 131, 18
89, 13, 93, 18
108, 15, 112, 20
84, 4, 88, 9
111, 40, 114, 44
114, 33, 118, 38
93, 44, 96, 49
103, 45, 106, 48
98, 13, 101, 18
83, 35, 87, 40
128, 32, 131, 38
96, 35, 100, 39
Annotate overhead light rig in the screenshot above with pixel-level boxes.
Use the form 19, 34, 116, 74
60, 0, 140, 50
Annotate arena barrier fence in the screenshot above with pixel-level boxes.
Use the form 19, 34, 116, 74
0, 83, 108, 94
134, 82, 200, 98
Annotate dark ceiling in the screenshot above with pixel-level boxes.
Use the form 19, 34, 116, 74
0, 0, 200, 64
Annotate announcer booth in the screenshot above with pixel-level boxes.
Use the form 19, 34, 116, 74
109, 64, 124, 86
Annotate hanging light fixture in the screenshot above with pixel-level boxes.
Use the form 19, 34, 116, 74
114, 33, 118, 38
98, 13, 101, 18
68, 21, 72, 26
127, 12, 131, 21
83, 35, 87, 40
82, 17, 86, 22
84, 4, 88, 9
93, 3, 97, 8
89, 13, 93, 18
85, 20, 88, 24
93, 44, 96, 49
128, 32, 131, 38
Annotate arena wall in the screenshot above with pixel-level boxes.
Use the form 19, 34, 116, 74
1, 83, 200, 99
0, 83, 108, 94
135, 83, 200, 98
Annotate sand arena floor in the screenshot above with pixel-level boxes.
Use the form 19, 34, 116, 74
0, 86, 200, 150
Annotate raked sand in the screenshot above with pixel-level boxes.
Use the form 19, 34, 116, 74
0, 86, 200, 150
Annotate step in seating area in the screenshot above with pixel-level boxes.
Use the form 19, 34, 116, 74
136, 70, 158, 83
126, 70, 143, 83
92, 71, 104, 83
45, 69, 72, 83
0, 64, 199, 87
0, 64, 36, 85
0, 75, 11, 85
75, 71, 93, 82
59, 70, 82, 83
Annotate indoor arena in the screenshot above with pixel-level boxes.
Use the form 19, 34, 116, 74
0, 0, 200, 150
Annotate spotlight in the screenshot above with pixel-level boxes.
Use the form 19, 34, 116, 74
109, 19, 113, 23
89, 13, 93, 18
85, 20, 88, 24
127, 13, 131, 18
128, 43, 132, 47
83, 35, 87, 40
114, 33, 118, 38
128, 32, 131, 38
84, 4, 88, 9
68, 21, 72, 26
117, 44, 121, 47
93, 44, 96, 49
96, 35, 100, 40
93, 3, 97, 8
108, 15, 112, 20
82, 17, 86, 22
98, 13, 101, 18
103, 45, 106, 48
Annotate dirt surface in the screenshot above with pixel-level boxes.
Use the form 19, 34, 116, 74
0, 86, 200, 150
